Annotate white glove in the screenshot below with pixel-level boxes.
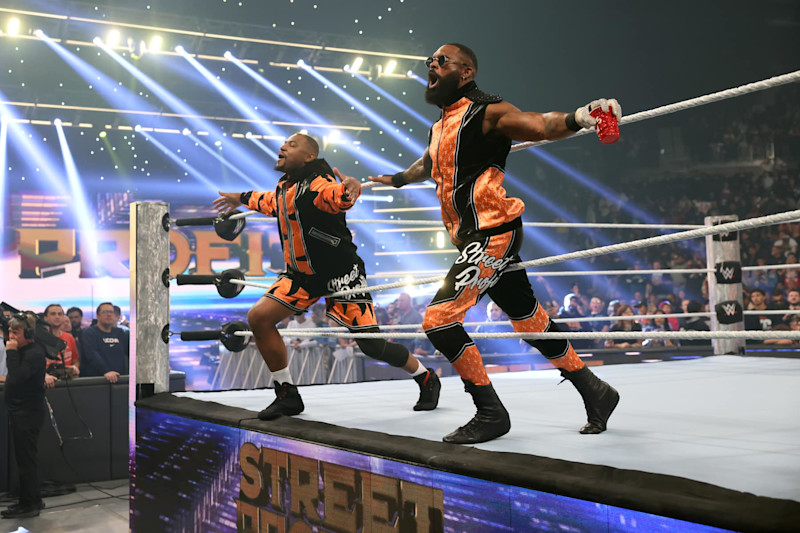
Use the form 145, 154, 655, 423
574, 98, 622, 129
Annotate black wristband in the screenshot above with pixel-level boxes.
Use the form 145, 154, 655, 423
391, 172, 406, 188
565, 112, 581, 132
240, 191, 253, 205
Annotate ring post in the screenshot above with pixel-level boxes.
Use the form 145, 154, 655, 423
705, 215, 745, 355
130, 201, 171, 396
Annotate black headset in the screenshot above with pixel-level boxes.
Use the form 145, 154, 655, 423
13, 312, 37, 340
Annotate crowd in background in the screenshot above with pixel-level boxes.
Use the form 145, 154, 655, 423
0, 302, 130, 386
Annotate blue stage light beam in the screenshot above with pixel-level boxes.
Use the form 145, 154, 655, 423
226, 53, 406, 174
246, 135, 279, 160
177, 46, 287, 142
137, 128, 221, 193
529, 147, 657, 224
354, 74, 431, 127
39, 31, 158, 115
94, 38, 269, 184
302, 66, 426, 155
0, 116, 7, 251
54, 119, 101, 275
0, 94, 70, 198
186, 132, 261, 188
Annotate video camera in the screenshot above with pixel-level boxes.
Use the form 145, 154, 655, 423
1, 301, 67, 360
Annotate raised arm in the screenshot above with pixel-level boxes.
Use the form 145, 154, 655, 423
368, 151, 432, 188
486, 98, 622, 142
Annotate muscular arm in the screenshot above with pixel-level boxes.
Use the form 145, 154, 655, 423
368, 152, 432, 187
485, 101, 576, 142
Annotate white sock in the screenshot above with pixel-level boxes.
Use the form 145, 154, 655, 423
272, 367, 293, 385
410, 361, 427, 377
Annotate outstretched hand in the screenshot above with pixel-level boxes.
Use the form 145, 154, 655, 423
368, 174, 394, 186
332, 168, 364, 201
213, 190, 243, 214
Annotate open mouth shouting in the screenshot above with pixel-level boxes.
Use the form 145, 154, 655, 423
428, 71, 440, 89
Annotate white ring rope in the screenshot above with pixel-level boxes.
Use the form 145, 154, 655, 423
327, 209, 800, 298
510, 69, 800, 152
240, 214, 703, 230
234, 330, 800, 341
259, 310, 800, 337
741, 263, 800, 272
226, 263, 800, 286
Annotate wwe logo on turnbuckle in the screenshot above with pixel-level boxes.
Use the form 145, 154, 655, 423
715, 300, 743, 324
714, 261, 742, 284
712, 219, 738, 241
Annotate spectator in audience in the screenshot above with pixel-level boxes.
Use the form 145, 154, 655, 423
285, 312, 317, 350
604, 305, 643, 349
42, 304, 80, 387
584, 296, 609, 348
607, 299, 621, 318
764, 315, 800, 345
374, 305, 390, 326
781, 289, 800, 325
80, 302, 129, 382
650, 260, 672, 299
744, 288, 774, 331
558, 293, 590, 349
474, 302, 516, 354
770, 289, 787, 311
392, 293, 423, 353
643, 310, 678, 348
658, 300, 681, 331
680, 300, 711, 347
66, 306, 84, 339
633, 300, 650, 328
308, 303, 334, 347
112, 305, 130, 332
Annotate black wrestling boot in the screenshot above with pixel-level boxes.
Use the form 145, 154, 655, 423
413, 370, 441, 411
442, 380, 510, 444
560, 367, 620, 434
258, 382, 304, 420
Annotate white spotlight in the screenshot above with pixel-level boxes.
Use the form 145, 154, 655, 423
106, 29, 120, 47
149, 35, 162, 52
350, 56, 363, 72
384, 60, 397, 75
182, 128, 191, 136
53, 118, 62, 127
175, 45, 185, 54
7, 18, 20, 36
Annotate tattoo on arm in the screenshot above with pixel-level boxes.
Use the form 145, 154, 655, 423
403, 155, 431, 183
543, 112, 571, 139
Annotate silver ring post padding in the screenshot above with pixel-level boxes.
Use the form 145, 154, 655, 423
705, 215, 745, 355
131, 201, 171, 394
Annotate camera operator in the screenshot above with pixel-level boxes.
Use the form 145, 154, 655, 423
2, 312, 46, 519
42, 304, 80, 387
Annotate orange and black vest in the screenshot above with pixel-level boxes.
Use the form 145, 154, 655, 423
243, 159, 359, 282
428, 82, 525, 243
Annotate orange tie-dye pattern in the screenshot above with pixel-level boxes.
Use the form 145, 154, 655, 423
511, 304, 585, 372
